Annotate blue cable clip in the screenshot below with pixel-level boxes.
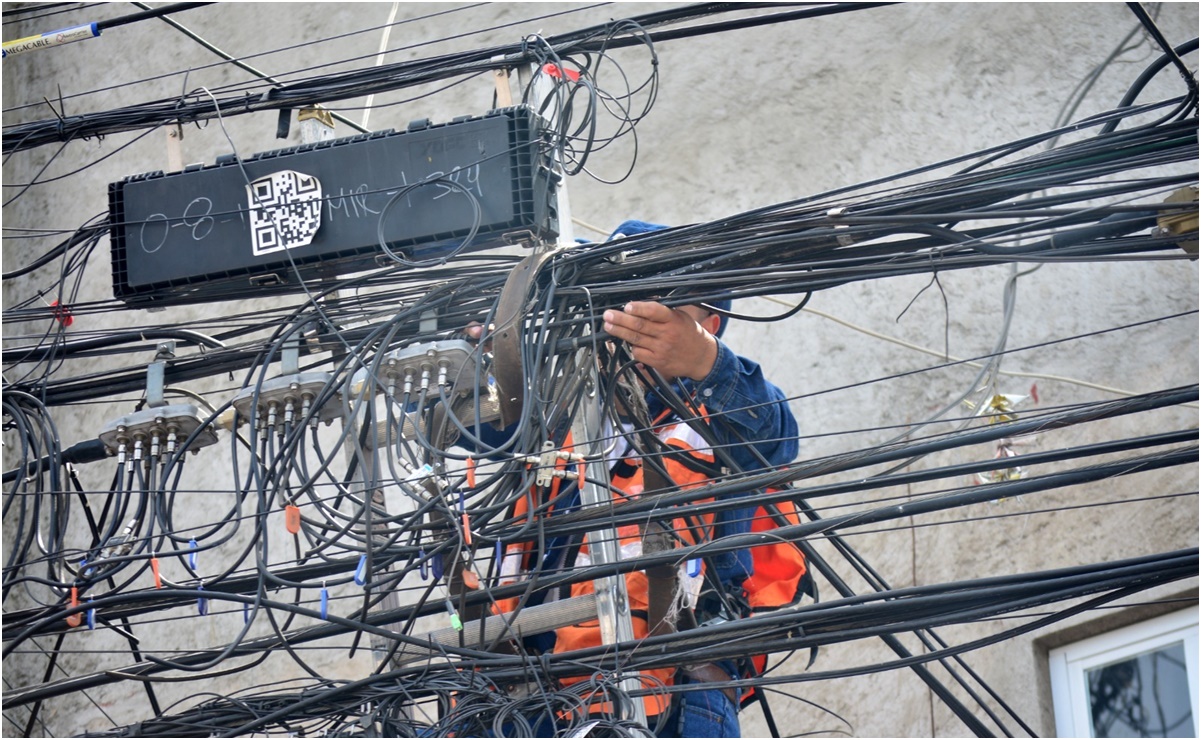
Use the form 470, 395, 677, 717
686, 558, 702, 578
320, 582, 329, 620
354, 554, 368, 586
418, 548, 428, 580
431, 552, 443, 581
197, 584, 208, 616
86, 597, 95, 630
243, 602, 250, 624
188, 539, 199, 571
495, 540, 503, 569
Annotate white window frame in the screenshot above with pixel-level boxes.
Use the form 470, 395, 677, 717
1049, 606, 1198, 738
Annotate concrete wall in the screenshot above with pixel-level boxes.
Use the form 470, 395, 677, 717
3, 3, 1197, 737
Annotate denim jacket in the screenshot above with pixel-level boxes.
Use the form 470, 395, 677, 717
645, 339, 798, 586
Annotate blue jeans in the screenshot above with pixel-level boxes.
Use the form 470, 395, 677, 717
655, 663, 741, 738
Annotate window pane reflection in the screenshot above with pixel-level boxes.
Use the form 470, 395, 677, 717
1088, 641, 1195, 738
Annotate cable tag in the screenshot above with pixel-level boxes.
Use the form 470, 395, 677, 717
187, 539, 199, 571
686, 558, 702, 578
461, 568, 480, 590
285, 504, 301, 534
2, 22, 99, 58
406, 463, 435, 483
66, 587, 82, 628
197, 584, 208, 616
320, 582, 329, 619
150, 554, 162, 589
354, 554, 368, 586
459, 490, 473, 547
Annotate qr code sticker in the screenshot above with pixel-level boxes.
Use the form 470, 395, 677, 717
247, 170, 322, 256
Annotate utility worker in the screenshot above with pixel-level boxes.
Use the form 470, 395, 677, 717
559, 298, 799, 738
470, 221, 805, 738
553, 220, 802, 738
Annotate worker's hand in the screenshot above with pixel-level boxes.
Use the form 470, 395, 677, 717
602, 301, 719, 382
464, 322, 488, 342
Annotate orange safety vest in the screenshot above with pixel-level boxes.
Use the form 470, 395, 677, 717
554, 417, 809, 718
496, 416, 808, 719
554, 419, 718, 716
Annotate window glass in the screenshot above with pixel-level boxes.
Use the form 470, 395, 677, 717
1087, 641, 1195, 738
1049, 607, 1198, 738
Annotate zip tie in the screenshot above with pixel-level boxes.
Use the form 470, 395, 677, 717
187, 539, 199, 571
444, 598, 462, 631
354, 554, 368, 587
150, 554, 162, 589
320, 582, 329, 619
86, 597, 95, 631
66, 587, 82, 628
686, 558, 702, 578
285, 504, 301, 535
197, 584, 208, 616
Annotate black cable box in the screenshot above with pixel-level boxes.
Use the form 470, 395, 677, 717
108, 106, 558, 306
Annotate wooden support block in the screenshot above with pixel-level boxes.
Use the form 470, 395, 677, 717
493, 61, 513, 107
165, 124, 183, 173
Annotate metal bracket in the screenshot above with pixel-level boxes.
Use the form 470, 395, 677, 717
145, 341, 176, 409
571, 356, 648, 728
492, 248, 558, 427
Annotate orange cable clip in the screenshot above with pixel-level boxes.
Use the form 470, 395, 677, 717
285, 504, 301, 535
66, 587, 82, 627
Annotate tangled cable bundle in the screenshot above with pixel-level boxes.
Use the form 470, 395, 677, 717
2, 3, 1197, 738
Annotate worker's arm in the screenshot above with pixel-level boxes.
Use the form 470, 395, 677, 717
688, 340, 798, 472
603, 301, 797, 471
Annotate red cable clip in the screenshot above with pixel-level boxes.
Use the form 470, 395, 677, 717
49, 300, 74, 327
542, 63, 581, 82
